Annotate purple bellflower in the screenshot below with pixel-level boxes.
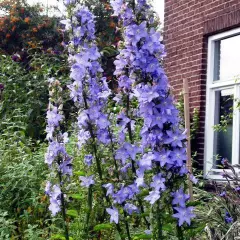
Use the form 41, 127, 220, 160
225, 212, 233, 224
219, 191, 226, 197
110, 0, 195, 229
79, 175, 95, 188
45, 183, 62, 216
106, 207, 119, 224
45, 78, 72, 216
84, 154, 93, 167
173, 206, 196, 226
144, 190, 160, 205
171, 188, 190, 207
124, 203, 139, 215
110, 0, 123, 16
63, 4, 111, 155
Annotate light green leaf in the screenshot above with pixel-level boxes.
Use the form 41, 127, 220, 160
93, 223, 113, 231
133, 234, 152, 239
74, 171, 85, 176
66, 209, 78, 218
70, 194, 84, 200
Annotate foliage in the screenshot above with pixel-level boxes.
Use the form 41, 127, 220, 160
0, 122, 88, 239
0, 51, 71, 141
0, 122, 49, 238
213, 94, 234, 133
213, 113, 233, 133
194, 160, 240, 239
0, 0, 63, 54
0, 211, 16, 240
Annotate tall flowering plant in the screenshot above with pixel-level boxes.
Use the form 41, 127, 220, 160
58, 0, 196, 239
104, 0, 196, 238
61, 2, 126, 238
45, 78, 72, 240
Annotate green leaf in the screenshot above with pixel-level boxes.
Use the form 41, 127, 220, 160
186, 201, 202, 207
93, 223, 113, 231
51, 235, 74, 240
70, 194, 84, 200
74, 171, 85, 176
133, 234, 152, 239
139, 212, 149, 217
51, 234, 74, 240
66, 209, 78, 218
137, 189, 149, 197
162, 223, 173, 232
51, 234, 65, 240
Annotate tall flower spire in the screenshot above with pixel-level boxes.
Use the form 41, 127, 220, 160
109, 0, 195, 234
45, 78, 72, 239
60, 1, 196, 238
62, 4, 126, 239
63, 5, 111, 155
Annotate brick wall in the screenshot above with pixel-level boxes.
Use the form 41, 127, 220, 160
164, 0, 240, 167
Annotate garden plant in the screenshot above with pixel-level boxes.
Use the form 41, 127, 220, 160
45, 0, 197, 239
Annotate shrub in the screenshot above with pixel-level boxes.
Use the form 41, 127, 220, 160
0, 51, 71, 141
0, 0, 63, 54
0, 124, 49, 238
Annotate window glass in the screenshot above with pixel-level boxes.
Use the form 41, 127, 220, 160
213, 89, 233, 167
214, 35, 240, 81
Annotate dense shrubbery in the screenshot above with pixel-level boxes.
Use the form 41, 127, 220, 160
0, 123, 48, 238
0, 51, 71, 140
0, 0, 63, 54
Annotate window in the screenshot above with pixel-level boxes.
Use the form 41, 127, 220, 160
205, 28, 240, 179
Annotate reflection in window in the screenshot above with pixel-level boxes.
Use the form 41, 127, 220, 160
213, 89, 233, 167
214, 35, 240, 81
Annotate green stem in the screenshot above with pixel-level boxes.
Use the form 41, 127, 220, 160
82, 90, 124, 240
157, 203, 163, 240
123, 209, 131, 240
155, 163, 163, 239
126, 93, 136, 174
132, 0, 135, 14
58, 172, 70, 240
108, 126, 120, 179
82, 90, 103, 180
138, 197, 150, 229
85, 186, 93, 239
177, 225, 184, 240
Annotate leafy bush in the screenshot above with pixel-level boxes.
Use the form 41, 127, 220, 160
0, 0, 63, 54
193, 160, 240, 240
0, 123, 49, 238
0, 51, 71, 141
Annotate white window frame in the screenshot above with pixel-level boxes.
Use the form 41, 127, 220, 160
204, 27, 240, 179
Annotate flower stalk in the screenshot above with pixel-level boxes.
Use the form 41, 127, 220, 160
44, 78, 72, 239
60, 0, 197, 237
62, 3, 125, 238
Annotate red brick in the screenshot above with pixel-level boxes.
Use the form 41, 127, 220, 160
164, 0, 240, 167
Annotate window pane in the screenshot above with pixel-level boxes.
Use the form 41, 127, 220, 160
213, 89, 233, 167
214, 35, 240, 81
